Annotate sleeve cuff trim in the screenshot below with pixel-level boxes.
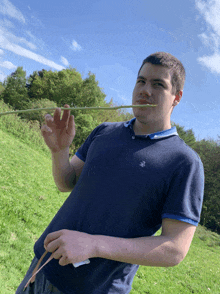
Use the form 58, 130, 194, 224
75, 151, 85, 162
162, 213, 198, 226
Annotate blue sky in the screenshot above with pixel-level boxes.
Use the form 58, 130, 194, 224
0, 0, 220, 141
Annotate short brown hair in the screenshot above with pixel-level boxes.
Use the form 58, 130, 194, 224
138, 52, 186, 94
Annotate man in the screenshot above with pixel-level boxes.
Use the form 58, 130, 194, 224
16, 52, 204, 294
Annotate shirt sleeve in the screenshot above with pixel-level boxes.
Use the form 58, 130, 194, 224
161, 154, 205, 226
75, 123, 107, 162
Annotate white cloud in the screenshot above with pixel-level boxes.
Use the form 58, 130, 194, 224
0, 27, 37, 50
0, 34, 64, 71
30, 15, 44, 28
0, 18, 14, 28
25, 31, 35, 40
196, 0, 220, 36
0, 1, 64, 73
25, 30, 45, 51
198, 32, 220, 51
19, 37, 36, 50
61, 56, 69, 66
71, 40, 82, 51
198, 52, 220, 74
0, 0, 25, 23
0, 26, 63, 71
0, 70, 7, 81
196, 0, 220, 73
0, 60, 16, 69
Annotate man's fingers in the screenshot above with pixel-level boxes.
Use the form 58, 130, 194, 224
59, 255, 68, 266
44, 114, 54, 129
61, 104, 70, 123
45, 106, 70, 127
41, 124, 52, 133
45, 114, 53, 121
51, 248, 63, 260
53, 107, 62, 124
44, 230, 63, 249
67, 115, 75, 137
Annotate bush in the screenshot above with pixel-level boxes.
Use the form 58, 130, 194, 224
18, 98, 58, 127
0, 99, 50, 155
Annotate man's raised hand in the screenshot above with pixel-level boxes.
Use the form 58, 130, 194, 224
41, 104, 75, 153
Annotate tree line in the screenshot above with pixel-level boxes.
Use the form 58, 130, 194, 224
0, 66, 219, 234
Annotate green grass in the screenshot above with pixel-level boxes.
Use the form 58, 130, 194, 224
0, 129, 70, 293
131, 226, 220, 294
0, 100, 220, 293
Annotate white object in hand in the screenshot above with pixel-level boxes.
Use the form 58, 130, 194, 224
73, 259, 90, 268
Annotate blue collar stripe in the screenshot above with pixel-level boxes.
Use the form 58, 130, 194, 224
124, 118, 178, 139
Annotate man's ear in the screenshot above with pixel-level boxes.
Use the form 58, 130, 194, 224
173, 90, 183, 106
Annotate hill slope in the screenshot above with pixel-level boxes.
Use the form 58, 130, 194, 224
0, 128, 70, 293
0, 109, 219, 293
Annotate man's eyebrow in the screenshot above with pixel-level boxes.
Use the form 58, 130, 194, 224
137, 76, 167, 84
152, 78, 166, 84
137, 75, 146, 80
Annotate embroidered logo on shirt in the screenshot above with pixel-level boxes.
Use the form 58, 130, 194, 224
139, 161, 146, 167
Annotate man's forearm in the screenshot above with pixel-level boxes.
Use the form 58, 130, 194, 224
52, 148, 76, 192
95, 234, 183, 267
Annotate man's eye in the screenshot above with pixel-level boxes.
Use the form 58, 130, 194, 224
137, 80, 145, 84
154, 83, 164, 87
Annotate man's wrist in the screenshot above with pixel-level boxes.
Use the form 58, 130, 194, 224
51, 147, 70, 156
91, 234, 102, 258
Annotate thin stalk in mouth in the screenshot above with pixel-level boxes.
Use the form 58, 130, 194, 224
0, 104, 157, 116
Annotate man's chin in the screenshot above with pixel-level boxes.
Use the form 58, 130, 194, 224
133, 107, 151, 118
134, 113, 152, 125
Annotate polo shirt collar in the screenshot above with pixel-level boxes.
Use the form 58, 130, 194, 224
124, 117, 178, 139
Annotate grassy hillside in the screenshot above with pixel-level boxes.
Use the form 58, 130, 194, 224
0, 101, 220, 293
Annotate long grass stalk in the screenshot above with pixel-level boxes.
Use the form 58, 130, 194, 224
0, 104, 157, 116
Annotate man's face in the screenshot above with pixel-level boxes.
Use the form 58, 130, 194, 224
132, 63, 182, 127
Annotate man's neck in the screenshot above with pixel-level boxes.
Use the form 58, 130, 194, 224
133, 118, 171, 136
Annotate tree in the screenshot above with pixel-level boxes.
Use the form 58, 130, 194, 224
27, 68, 82, 106
19, 99, 58, 127
0, 82, 4, 95
170, 123, 220, 233
94, 98, 134, 124
27, 68, 109, 155
171, 122, 196, 149
1, 67, 29, 110
194, 139, 220, 233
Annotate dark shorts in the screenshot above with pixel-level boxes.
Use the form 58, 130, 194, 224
16, 256, 63, 294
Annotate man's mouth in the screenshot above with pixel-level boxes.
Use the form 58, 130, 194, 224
137, 99, 152, 105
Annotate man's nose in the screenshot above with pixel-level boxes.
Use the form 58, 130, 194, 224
140, 83, 151, 96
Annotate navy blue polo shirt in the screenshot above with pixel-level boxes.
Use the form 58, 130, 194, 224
34, 118, 204, 294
